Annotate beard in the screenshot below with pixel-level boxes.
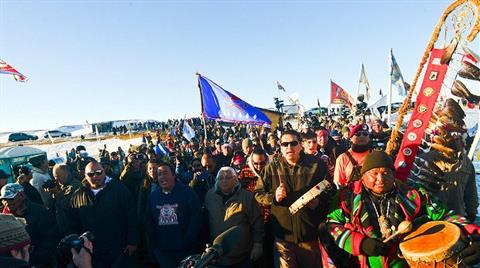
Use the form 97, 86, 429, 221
351, 142, 371, 153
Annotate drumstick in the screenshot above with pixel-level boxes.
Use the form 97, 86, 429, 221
383, 221, 412, 243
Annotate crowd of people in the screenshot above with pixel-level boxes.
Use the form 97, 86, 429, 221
0, 113, 478, 268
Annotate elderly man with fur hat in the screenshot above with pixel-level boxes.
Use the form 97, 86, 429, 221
326, 151, 480, 267
204, 167, 264, 267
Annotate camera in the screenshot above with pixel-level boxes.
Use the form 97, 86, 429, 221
42, 180, 57, 190
56, 231, 94, 268
134, 153, 148, 162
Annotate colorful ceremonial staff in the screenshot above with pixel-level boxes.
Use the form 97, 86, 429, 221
386, 0, 480, 183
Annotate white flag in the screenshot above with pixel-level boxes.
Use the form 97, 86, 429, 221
359, 64, 371, 101
182, 121, 195, 141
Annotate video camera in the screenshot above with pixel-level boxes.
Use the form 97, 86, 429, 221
56, 231, 94, 268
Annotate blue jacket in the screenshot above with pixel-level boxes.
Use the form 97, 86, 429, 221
147, 183, 201, 251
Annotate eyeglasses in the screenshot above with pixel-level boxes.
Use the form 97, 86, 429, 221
280, 141, 299, 147
86, 170, 103, 177
354, 131, 369, 137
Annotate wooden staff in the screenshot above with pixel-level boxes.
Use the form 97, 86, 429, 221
386, 0, 480, 155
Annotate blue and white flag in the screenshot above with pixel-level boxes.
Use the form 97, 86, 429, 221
390, 49, 407, 96
154, 143, 170, 157
197, 74, 271, 125
182, 121, 195, 141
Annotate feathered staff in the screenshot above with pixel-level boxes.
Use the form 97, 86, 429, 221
386, 0, 480, 156
386, 0, 480, 192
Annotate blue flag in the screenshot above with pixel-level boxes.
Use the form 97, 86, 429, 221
198, 75, 272, 125
182, 121, 195, 141
390, 50, 407, 96
154, 143, 170, 157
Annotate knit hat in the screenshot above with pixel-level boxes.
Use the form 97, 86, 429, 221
0, 214, 31, 253
360, 151, 395, 176
0, 183, 24, 199
232, 154, 244, 165
349, 124, 369, 138
28, 154, 47, 167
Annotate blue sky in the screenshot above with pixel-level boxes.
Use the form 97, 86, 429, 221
0, 0, 465, 132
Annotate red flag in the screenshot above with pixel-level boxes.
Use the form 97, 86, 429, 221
330, 81, 354, 108
0, 59, 27, 82
394, 48, 448, 182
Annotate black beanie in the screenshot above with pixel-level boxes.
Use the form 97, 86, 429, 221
360, 151, 395, 176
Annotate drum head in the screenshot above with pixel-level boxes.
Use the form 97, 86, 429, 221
399, 221, 464, 263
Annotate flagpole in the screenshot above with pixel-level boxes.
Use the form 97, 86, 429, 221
355, 64, 362, 105
387, 49, 393, 127
196, 72, 209, 146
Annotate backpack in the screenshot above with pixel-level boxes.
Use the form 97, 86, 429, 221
344, 150, 362, 182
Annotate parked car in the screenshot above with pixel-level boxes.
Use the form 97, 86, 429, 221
305, 107, 328, 116
8, 132, 39, 142
44, 130, 71, 139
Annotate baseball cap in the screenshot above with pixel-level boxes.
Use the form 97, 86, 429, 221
0, 183, 24, 199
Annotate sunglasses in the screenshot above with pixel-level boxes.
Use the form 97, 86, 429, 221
280, 141, 299, 147
86, 170, 103, 177
354, 131, 369, 137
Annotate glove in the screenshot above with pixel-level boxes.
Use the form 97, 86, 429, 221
360, 238, 389, 256
459, 239, 480, 265
250, 242, 263, 261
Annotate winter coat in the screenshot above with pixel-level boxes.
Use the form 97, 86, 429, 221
67, 177, 138, 262
119, 164, 145, 204
205, 184, 263, 265
254, 153, 334, 243
53, 177, 82, 236
29, 167, 53, 207
22, 200, 59, 267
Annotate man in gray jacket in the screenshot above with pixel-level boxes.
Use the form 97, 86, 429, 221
29, 155, 53, 208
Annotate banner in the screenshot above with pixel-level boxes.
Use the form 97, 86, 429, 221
394, 48, 448, 181
0, 59, 27, 82
198, 74, 272, 125
330, 80, 354, 108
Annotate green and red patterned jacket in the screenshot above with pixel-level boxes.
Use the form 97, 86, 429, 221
327, 180, 480, 268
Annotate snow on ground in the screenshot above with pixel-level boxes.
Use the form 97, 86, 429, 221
29, 137, 143, 161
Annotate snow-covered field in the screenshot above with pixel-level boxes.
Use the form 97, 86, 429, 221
29, 137, 143, 161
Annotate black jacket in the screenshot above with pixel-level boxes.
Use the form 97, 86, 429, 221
254, 154, 335, 243
19, 181, 43, 205
22, 200, 59, 267
67, 178, 139, 262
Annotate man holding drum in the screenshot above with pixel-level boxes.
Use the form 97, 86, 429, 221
327, 151, 480, 267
